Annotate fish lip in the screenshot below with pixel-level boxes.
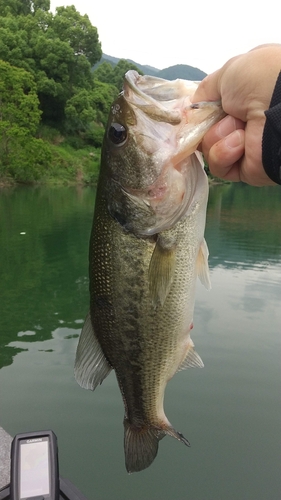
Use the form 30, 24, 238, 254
123, 71, 182, 125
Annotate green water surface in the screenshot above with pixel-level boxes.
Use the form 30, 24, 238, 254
0, 184, 280, 500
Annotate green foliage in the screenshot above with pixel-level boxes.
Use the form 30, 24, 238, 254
83, 123, 105, 148
7, 138, 52, 182
47, 143, 100, 184
112, 59, 143, 90
65, 89, 98, 133
0, 0, 50, 16
0, 60, 40, 133
93, 59, 143, 91
90, 80, 118, 125
0, 0, 210, 185
0, 1, 151, 184
0, 60, 52, 181
93, 61, 114, 84
52, 6, 101, 67
64, 80, 117, 141
0, 2, 102, 127
0, 1, 108, 183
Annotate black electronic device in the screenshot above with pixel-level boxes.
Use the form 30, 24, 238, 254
10, 430, 59, 500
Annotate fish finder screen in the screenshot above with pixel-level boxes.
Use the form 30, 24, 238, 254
19, 437, 50, 499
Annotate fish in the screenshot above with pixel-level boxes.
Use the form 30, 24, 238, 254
74, 70, 224, 473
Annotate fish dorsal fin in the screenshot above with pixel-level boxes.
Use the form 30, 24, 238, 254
196, 238, 211, 290
177, 343, 204, 371
149, 235, 176, 307
74, 312, 112, 391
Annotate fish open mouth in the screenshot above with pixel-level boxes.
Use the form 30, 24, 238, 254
105, 71, 224, 237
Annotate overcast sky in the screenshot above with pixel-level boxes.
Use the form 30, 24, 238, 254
50, 0, 280, 75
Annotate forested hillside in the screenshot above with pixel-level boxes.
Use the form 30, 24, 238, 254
0, 0, 141, 183
0, 0, 206, 184
98, 55, 207, 81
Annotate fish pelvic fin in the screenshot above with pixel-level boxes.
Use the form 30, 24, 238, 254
177, 342, 204, 371
74, 312, 112, 390
196, 238, 211, 290
124, 419, 190, 473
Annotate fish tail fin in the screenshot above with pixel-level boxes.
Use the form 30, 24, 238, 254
124, 419, 190, 473
124, 419, 165, 473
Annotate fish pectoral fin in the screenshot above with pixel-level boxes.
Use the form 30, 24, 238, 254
177, 343, 204, 371
196, 238, 211, 290
149, 236, 176, 307
74, 312, 112, 391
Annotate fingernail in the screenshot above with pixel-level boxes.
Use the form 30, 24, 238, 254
224, 130, 243, 149
217, 115, 237, 138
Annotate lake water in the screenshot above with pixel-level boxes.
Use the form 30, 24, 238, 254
0, 184, 280, 500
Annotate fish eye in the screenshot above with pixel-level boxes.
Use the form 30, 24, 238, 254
108, 123, 127, 146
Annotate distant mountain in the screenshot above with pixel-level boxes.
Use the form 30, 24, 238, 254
157, 64, 207, 81
94, 54, 207, 81
97, 54, 159, 77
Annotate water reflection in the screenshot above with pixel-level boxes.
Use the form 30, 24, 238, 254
0, 186, 94, 368
207, 183, 281, 268
9, 327, 80, 359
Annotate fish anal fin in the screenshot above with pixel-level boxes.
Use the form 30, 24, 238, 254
196, 238, 211, 290
149, 237, 176, 307
177, 342, 204, 371
74, 312, 112, 391
165, 427, 190, 447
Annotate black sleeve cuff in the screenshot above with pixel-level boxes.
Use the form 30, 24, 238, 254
262, 71, 281, 185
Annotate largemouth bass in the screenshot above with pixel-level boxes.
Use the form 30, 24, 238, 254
75, 71, 224, 473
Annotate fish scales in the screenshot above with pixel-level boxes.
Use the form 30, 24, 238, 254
91, 187, 202, 436
75, 70, 224, 473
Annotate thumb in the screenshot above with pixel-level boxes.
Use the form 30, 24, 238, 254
191, 70, 222, 103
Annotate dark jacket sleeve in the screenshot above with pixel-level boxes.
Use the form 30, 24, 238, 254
262, 72, 281, 185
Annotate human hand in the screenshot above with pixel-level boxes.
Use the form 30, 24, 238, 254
191, 44, 281, 186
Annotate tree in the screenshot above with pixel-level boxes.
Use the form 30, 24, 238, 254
0, 4, 102, 126
51, 6, 101, 66
93, 61, 114, 84
112, 59, 142, 90
91, 80, 118, 125
64, 80, 117, 140
0, 60, 51, 180
0, 60, 40, 139
93, 59, 143, 91
0, 0, 50, 16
